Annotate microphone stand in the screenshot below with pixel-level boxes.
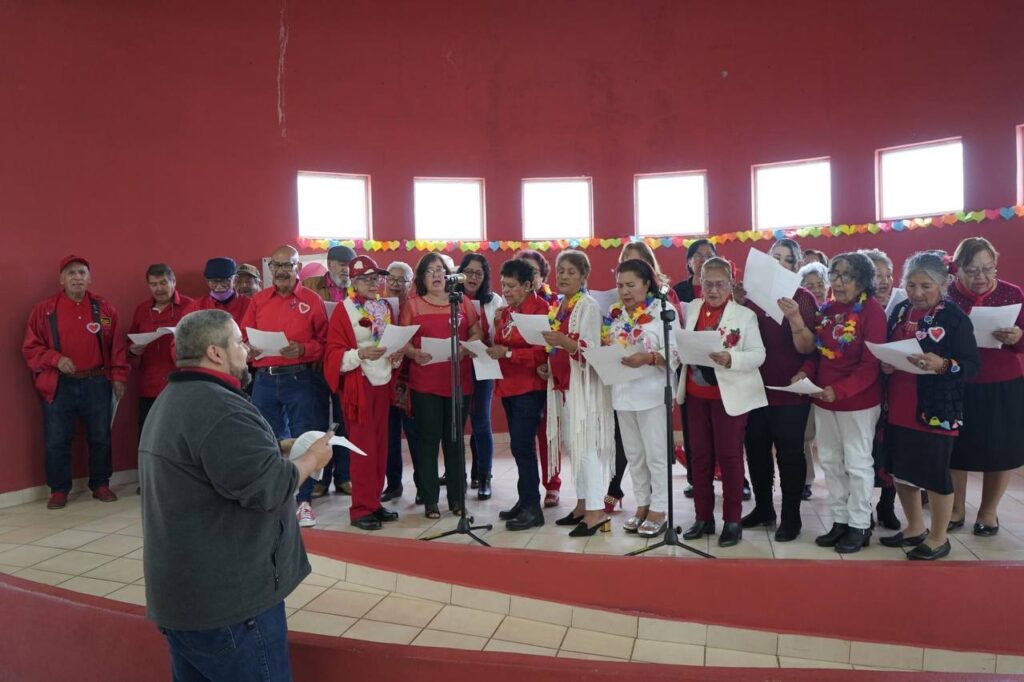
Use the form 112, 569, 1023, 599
422, 280, 492, 546
627, 290, 714, 559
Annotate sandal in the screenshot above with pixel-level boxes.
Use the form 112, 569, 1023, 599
638, 519, 668, 538
623, 514, 647, 533
603, 494, 623, 514
425, 505, 441, 519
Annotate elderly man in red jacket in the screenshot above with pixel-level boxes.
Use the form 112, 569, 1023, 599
23, 255, 130, 509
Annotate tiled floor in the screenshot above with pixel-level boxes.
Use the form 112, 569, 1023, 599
2, 449, 1024, 673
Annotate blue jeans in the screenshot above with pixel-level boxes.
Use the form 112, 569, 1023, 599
468, 379, 494, 481
501, 390, 546, 508
317, 386, 350, 486
161, 602, 292, 682
251, 368, 317, 503
386, 405, 418, 492
42, 375, 112, 493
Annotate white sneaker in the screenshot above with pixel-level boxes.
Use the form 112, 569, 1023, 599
297, 502, 317, 528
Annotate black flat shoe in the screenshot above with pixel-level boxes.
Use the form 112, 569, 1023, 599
683, 484, 694, 499
373, 507, 399, 522
555, 511, 585, 526
568, 518, 610, 537
774, 522, 802, 543
876, 502, 901, 531
880, 530, 928, 548
506, 507, 545, 531
380, 487, 403, 503
718, 522, 742, 547
742, 483, 752, 501
351, 514, 383, 531
835, 527, 871, 554
815, 523, 849, 547
683, 519, 715, 540
477, 477, 491, 500
740, 508, 776, 528
801, 485, 812, 500
907, 539, 951, 561
974, 520, 1000, 537
498, 502, 522, 521
947, 517, 965, 532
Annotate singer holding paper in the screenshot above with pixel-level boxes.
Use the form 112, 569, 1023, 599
676, 257, 766, 548
400, 253, 482, 519
795, 252, 885, 554
879, 252, 979, 560
946, 237, 1024, 536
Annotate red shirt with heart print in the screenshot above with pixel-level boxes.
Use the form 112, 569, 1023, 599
240, 282, 329, 367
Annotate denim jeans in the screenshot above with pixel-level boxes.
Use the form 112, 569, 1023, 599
501, 390, 546, 508
42, 375, 113, 493
468, 379, 494, 481
251, 368, 317, 503
386, 405, 418, 492
161, 602, 292, 682
318, 390, 350, 486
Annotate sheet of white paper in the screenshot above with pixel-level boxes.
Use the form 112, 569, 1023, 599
865, 339, 931, 375
246, 328, 289, 359
460, 339, 503, 380
421, 336, 453, 365
324, 301, 339, 318
583, 344, 660, 386
127, 327, 175, 346
674, 329, 723, 367
511, 313, 552, 346
589, 289, 620, 316
766, 378, 825, 395
969, 304, 1021, 349
329, 435, 369, 457
378, 324, 420, 358
742, 248, 802, 324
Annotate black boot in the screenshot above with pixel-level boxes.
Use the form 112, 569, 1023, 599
718, 522, 742, 547
506, 506, 544, 531
877, 487, 901, 530
498, 502, 522, 521
477, 477, 492, 501
835, 527, 871, 554
774, 519, 802, 542
815, 523, 849, 547
741, 507, 777, 528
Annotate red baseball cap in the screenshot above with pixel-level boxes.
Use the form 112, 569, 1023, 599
59, 255, 90, 273
348, 255, 388, 277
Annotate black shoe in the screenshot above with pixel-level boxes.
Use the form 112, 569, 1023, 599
907, 539, 951, 560
742, 482, 752, 501
774, 522, 802, 542
683, 484, 694, 499
555, 511, 585, 526
380, 487, 403, 503
880, 530, 928, 548
373, 507, 399, 522
498, 502, 522, 521
470, 478, 478, 489
506, 507, 544, 531
351, 514, 383, 531
683, 519, 715, 540
477, 477, 491, 500
740, 508, 776, 528
974, 520, 1000, 537
415, 493, 424, 505
801, 485, 812, 500
835, 527, 871, 554
439, 473, 447, 487
947, 517, 965, 532
815, 523, 849, 547
718, 522, 742, 547
876, 502, 901, 531
569, 518, 610, 537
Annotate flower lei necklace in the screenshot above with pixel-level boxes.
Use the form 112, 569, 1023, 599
547, 290, 584, 353
347, 286, 391, 344
815, 291, 867, 360
604, 294, 656, 347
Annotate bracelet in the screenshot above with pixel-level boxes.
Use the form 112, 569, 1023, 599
648, 353, 657, 366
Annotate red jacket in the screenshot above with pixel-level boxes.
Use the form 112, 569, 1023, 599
323, 298, 397, 427
23, 291, 130, 403
129, 291, 194, 398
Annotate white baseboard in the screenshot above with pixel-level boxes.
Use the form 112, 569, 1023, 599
0, 469, 139, 510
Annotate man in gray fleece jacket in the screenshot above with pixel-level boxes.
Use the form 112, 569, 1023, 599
140, 309, 333, 682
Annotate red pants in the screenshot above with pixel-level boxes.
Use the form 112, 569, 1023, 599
687, 395, 748, 523
347, 380, 390, 521
537, 415, 561, 491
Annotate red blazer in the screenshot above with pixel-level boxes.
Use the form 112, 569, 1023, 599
322, 299, 396, 426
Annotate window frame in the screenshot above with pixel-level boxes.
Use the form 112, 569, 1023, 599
412, 176, 487, 241
521, 176, 594, 240
633, 170, 709, 237
295, 170, 372, 240
751, 156, 832, 231
875, 137, 964, 221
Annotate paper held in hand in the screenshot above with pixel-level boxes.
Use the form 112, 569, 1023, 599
969, 304, 1021, 349
766, 378, 824, 395
511, 313, 552, 346
460, 339, 503, 380
127, 327, 175, 346
245, 328, 290, 359
420, 336, 453, 365
583, 344, 659, 386
673, 329, 723, 368
742, 248, 802, 324
865, 339, 932, 375
378, 324, 420, 358
589, 289, 619, 316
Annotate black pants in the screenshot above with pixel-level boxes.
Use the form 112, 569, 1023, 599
138, 396, 157, 436
411, 390, 470, 509
743, 403, 810, 525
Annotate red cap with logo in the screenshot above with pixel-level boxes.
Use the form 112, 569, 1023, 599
348, 255, 388, 277
59, 255, 90, 273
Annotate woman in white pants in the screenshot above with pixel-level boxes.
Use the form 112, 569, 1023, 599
607, 259, 681, 538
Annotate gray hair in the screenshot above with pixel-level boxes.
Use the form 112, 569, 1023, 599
858, 248, 893, 271
385, 261, 414, 281
830, 252, 877, 297
901, 251, 951, 290
798, 261, 828, 284
175, 310, 235, 368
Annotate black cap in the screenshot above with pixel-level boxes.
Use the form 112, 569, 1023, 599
327, 245, 357, 263
203, 257, 237, 279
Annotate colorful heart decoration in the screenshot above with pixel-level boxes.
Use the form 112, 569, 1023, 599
928, 326, 946, 342
578, 239, 591, 249
914, 218, 929, 227
985, 209, 1000, 221
915, 330, 927, 341
671, 237, 685, 247
1014, 205, 1024, 217
489, 241, 500, 251
969, 211, 986, 223
1000, 207, 1015, 220
955, 211, 968, 222
892, 221, 906, 232
661, 238, 672, 248
867, 224, 881, 234
808, 227, 822, 238
829, 226, 842, 236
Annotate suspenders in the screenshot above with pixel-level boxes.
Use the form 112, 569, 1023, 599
47, 298, 108, 369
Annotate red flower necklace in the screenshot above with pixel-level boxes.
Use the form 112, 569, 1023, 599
605, 294, 656, 347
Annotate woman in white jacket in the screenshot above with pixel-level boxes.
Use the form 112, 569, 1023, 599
608, 259, 682, 538
677, 257, 767, 547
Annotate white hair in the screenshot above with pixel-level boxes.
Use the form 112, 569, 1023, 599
385, 261, 414, 280
798, 262, 828, 283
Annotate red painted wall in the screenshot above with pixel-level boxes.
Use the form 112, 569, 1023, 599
2, 0, 1023, 494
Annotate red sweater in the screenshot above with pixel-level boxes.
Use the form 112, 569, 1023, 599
494, 293, 549, 398
947, 279, 1024, 384
129, 291, 194, 398
746, 287, 818, 407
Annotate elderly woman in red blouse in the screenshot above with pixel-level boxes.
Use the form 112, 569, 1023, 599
946, 237, 1024, 536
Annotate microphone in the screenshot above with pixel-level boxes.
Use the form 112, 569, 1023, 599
445, 273, 468, 284
654, 284, 670, 299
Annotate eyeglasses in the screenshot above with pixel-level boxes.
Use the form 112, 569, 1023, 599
207, 278, 233, 286
963, 265, 997, 278
424, 267, 447, 277
386, 277, 410, 286
701, 280, 731, 290
462, 270, 485, 280
268, 260, 297, 271
828, 272, 854, 285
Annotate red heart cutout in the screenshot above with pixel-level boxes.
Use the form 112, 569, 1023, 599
928, 327, 946, 343
985, 209, 1000, 220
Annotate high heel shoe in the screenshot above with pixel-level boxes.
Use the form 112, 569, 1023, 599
555, 511, 585, 526
603, 494, 624, 514
568, 518, 611, 537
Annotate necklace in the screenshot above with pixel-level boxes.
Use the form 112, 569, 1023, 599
605, 294, 656, 347
815, 292, 867, 360
548, 290, 584, 353
348, 288, 391, 344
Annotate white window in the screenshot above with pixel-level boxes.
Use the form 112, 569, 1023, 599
296, 171, 371, 239
522, 178, 593, 240
413, 178, 485, 240
878, 139, 964, 219
753, 158, 831, 230
635, 171, 708, 236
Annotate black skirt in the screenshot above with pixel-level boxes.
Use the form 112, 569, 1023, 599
951, 377, 1024, 472
885, 425, 954, 494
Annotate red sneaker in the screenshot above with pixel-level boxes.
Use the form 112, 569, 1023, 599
92, 485, 118, 502
47, 492, 68, 509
